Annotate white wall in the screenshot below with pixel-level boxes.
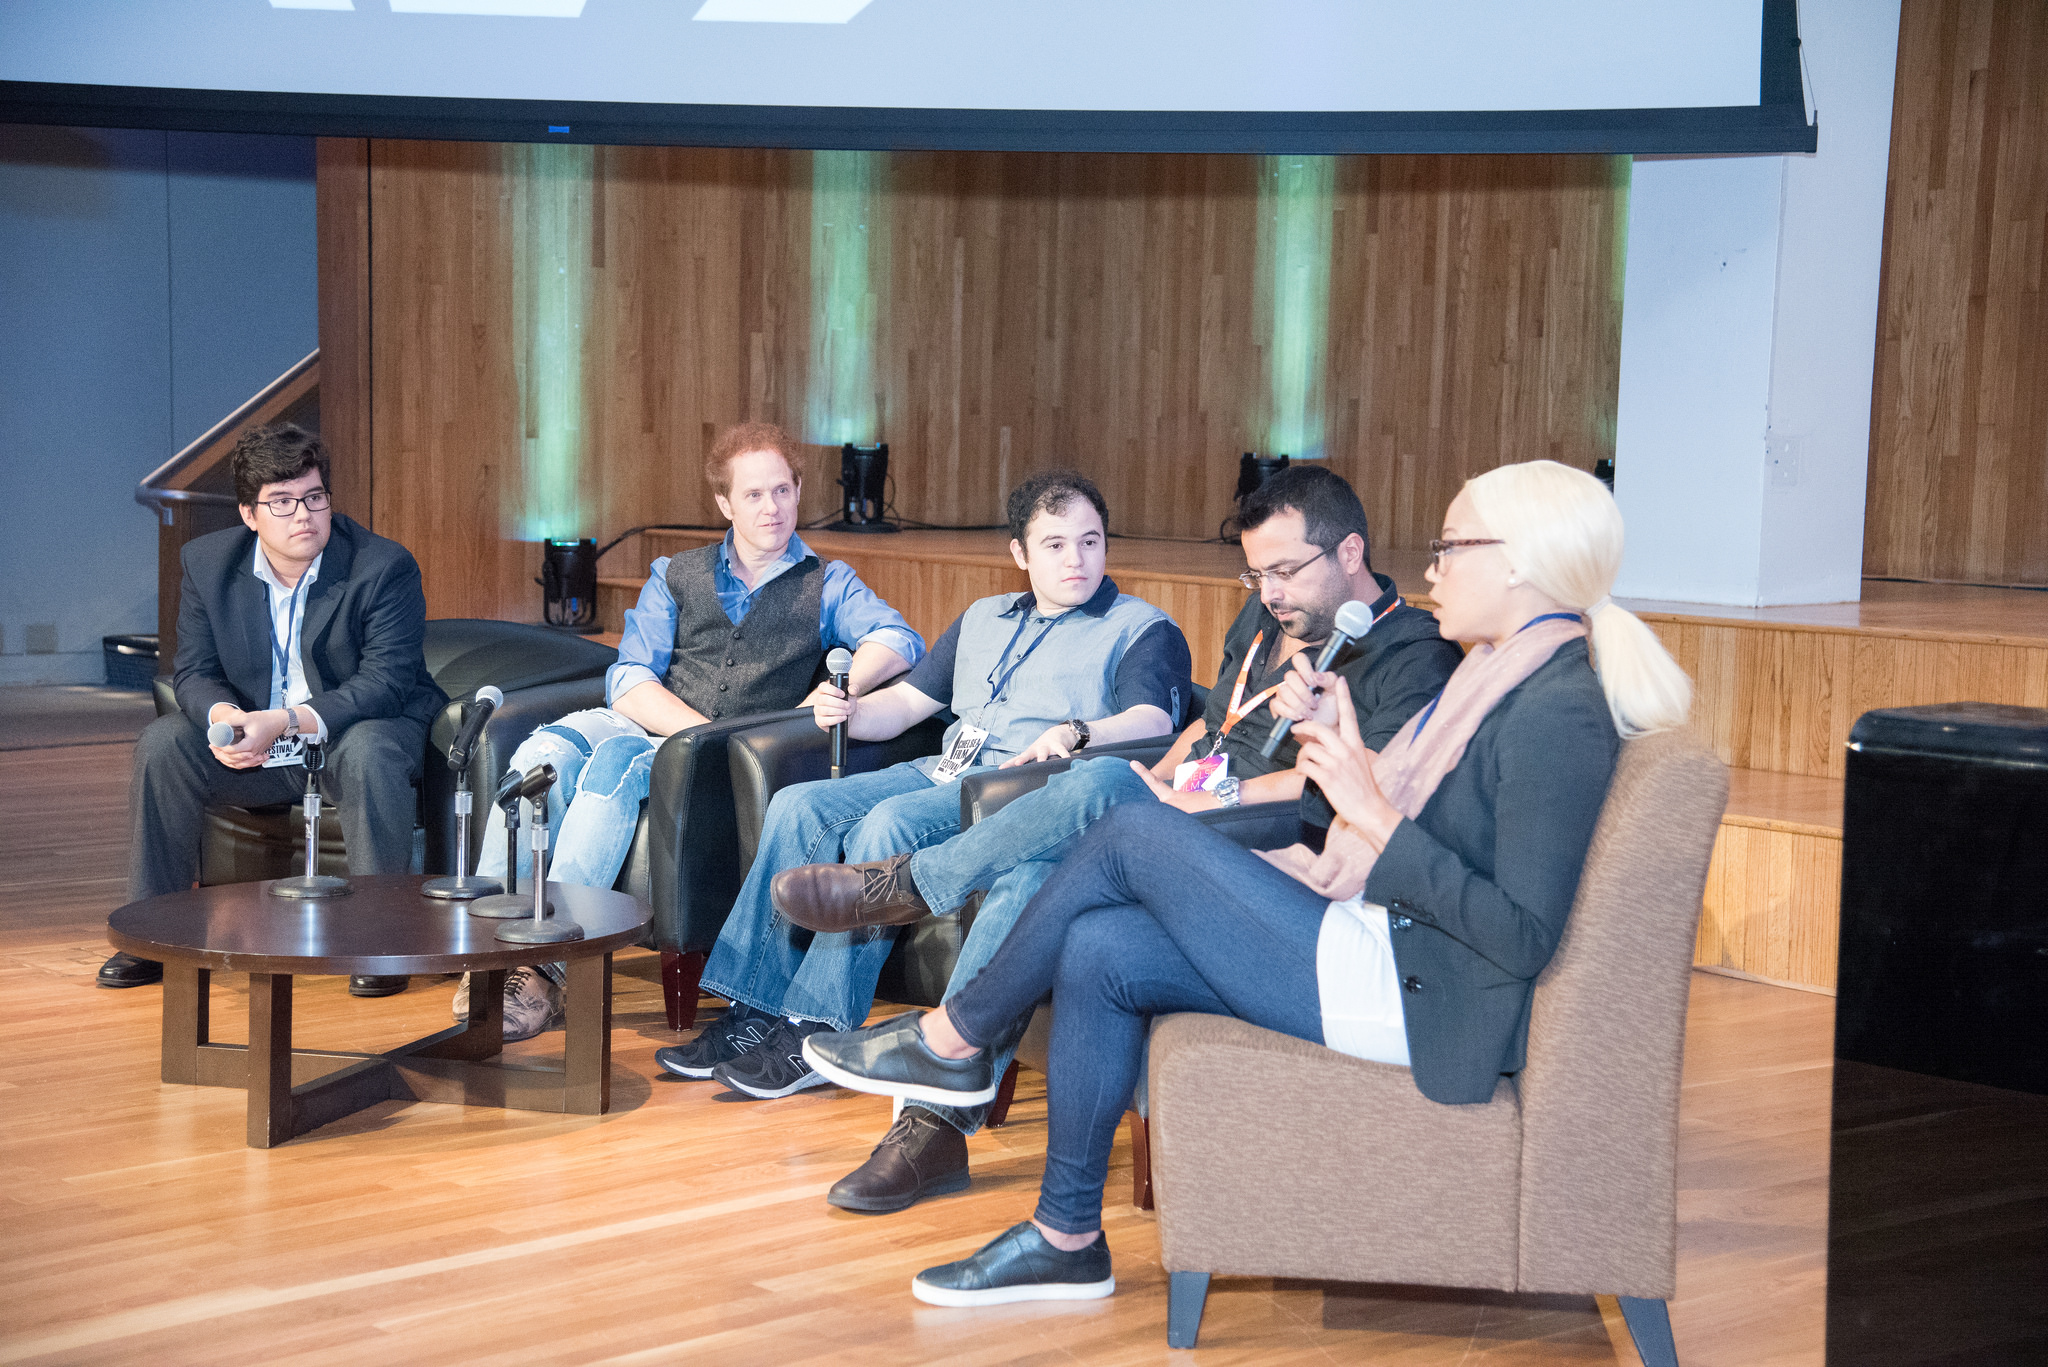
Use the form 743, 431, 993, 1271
1614, 0, 1901, 607
0, 127, 315, 685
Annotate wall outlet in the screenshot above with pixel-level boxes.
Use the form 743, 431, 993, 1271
25, 623, 58, 655
1767, 435, 1801, 487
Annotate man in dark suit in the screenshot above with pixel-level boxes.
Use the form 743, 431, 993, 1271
98, 425, 447, 994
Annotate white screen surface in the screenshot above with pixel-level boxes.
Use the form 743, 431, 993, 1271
1, 1, 1763, 113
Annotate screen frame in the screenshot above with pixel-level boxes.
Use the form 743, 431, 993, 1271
0, 0, 1814, 155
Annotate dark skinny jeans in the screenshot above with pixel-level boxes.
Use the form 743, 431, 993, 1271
947, 800, 1329, 1234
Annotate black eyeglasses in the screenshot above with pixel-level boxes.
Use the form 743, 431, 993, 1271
1238, 544, 1332, 590
257, 489, 332, 517
1428, 538, 1504, 571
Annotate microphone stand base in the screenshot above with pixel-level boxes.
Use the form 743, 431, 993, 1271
469, 892, 549, 919
268, 874, 353, 900
496, 918, 586, 944
421, 874, 505, 900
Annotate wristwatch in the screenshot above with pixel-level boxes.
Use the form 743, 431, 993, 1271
283, 706, 301, 738
1212, 776, 1242, 808
1067, 718, 1091, 751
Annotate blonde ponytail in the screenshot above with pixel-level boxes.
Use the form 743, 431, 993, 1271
1463, 461, 1692, 737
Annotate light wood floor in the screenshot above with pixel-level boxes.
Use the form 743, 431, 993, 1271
0, 742, 1832, 1365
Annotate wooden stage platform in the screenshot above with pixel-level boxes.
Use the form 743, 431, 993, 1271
602, 528, 2048, 995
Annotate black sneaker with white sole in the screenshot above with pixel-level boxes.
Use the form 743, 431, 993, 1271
654, 1002, 776, 1080
710, 1018, 835, 1099
801, 1011, 998, 1106
912, 1222, 1114, 1307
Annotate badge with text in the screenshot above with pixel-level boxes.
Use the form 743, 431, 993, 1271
931, 724, 991, 782
1173, 753, 1231, 794
261, 733, 308, 769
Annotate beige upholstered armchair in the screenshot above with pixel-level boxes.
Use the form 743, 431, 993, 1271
1147, 729, 1728, 1363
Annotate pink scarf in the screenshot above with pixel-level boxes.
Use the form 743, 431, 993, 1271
1262, 613, 1588, 898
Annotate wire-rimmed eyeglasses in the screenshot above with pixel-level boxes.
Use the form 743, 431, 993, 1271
1428, 538, 1505, 571
257, 489, 332, 518
1238, 544, 1332, 590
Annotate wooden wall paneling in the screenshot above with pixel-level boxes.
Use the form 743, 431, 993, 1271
316, 137, 374, 527
1698, 820, 1844, 992
1324, 155, 1626, 552
1865, 0, 2048, 585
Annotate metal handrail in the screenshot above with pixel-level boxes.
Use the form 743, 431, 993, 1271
135, 348, 320, 513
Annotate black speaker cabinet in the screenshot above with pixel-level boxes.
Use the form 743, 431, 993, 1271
1828, 703, 2048, 1364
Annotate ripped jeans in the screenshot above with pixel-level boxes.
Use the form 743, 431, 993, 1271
475, 708, 656, 891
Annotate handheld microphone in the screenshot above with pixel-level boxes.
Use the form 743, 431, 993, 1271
1259, 599, 1375, 760
207, 721, 245, 747
826, 646, 854, 779
446, 685, 504, 772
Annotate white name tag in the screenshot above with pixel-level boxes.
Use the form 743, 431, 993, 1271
931, 724, 991, 782
261, 733, 307, 769
1173, 753, 1230, 793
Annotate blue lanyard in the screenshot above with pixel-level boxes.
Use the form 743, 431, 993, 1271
267, 573, 309, 704
984, 609, 1062, 709
1409, 611, 1583, 738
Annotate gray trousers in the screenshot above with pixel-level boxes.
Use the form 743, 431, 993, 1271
127, 713, 426, 902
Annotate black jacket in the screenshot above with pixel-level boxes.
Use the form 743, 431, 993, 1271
1362, 639, 1620, 1104
172, 514, 447, 738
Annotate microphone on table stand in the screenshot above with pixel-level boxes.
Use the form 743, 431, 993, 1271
469, 766, 544, 918
423, 686, 507, 900
1259, 598, 1376, 760
826, 646, 854, 780
267, 740, 353, 899
494, 764, 584, 945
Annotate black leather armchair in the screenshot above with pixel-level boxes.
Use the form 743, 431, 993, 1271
155, 618, 618, 889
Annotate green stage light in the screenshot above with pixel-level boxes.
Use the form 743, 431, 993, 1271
1257, 154, 1335, 461
806, 149, 885, 448
508, 142, 593, 543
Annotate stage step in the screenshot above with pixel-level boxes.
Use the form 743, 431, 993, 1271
1699, 769, 1845, 993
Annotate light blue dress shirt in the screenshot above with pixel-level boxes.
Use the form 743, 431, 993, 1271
604, 530, 924, 706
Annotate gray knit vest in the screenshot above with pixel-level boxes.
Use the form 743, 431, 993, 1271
663, 545, 825, 721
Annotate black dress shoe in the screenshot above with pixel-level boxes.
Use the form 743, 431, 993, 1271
803, 1012, 997, 1106
97, 951, 162, 988
828, 1105, 970, 1213
349, 975, 409, 998
912, 1222, 1114, 1306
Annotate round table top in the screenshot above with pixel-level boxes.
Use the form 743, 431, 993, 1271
107, 874, 650, 976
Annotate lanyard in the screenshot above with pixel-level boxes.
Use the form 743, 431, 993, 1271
266, 573, 310, 705
981, 608, 1062, 716
1208, 631, 1283, 753
1409, 609, 1579, 738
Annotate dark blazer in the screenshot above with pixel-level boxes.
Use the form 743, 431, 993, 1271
172, 514, 447, 739
1362, 639, 1620, 1105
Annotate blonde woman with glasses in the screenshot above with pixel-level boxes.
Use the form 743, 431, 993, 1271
802, 460, 1693, 1306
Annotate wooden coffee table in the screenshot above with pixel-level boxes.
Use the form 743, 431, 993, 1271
108, 874, 650, 1148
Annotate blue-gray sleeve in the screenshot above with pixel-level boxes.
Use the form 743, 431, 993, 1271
816, 558, 924, 665
902, 615, 962, 707
605, 559, 675, 706
1113, 619, 1195, 724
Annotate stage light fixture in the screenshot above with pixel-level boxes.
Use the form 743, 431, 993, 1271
830, 442, 898, 534
1220, 451, 1291, 542
539, 537, 601, 631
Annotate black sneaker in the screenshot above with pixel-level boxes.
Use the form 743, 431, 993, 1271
655, 1002, 776, 1079
802, 1011, 997, 1106
912, 1222, 1114, 1307
711, 1018, 834, 1099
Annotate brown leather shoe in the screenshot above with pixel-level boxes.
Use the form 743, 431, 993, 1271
826, 1105, 970, 1213
771, 852, 932, 933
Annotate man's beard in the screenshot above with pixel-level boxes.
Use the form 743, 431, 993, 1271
1274, 597, 1338, 644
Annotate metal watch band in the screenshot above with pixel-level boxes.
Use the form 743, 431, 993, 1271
284, 706, 300, 737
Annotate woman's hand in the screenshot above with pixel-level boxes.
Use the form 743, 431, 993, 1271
1301, 818, 1378, 900
1270, 654, 1342, 728
1290, 678, 1401, 847
808, 681, 858, 733
1000, 722, 1083, 768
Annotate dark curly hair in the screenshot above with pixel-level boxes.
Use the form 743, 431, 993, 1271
230, 424, 331, 508
1005, 468, 1108, 544
1236, 463, 1371, 568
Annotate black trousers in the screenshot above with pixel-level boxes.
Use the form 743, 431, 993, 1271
127, 713, 426, 902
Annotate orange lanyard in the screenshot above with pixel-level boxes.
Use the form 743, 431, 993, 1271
1211, 631, 1284, 750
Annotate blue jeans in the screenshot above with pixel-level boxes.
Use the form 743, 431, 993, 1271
701, 760, 993, 1031
946, 800, 1329, 1235
477, 712, 655, 890
908, 755, 1156, 1134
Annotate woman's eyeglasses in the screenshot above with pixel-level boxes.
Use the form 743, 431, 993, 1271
1428, 538, 1504, 571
